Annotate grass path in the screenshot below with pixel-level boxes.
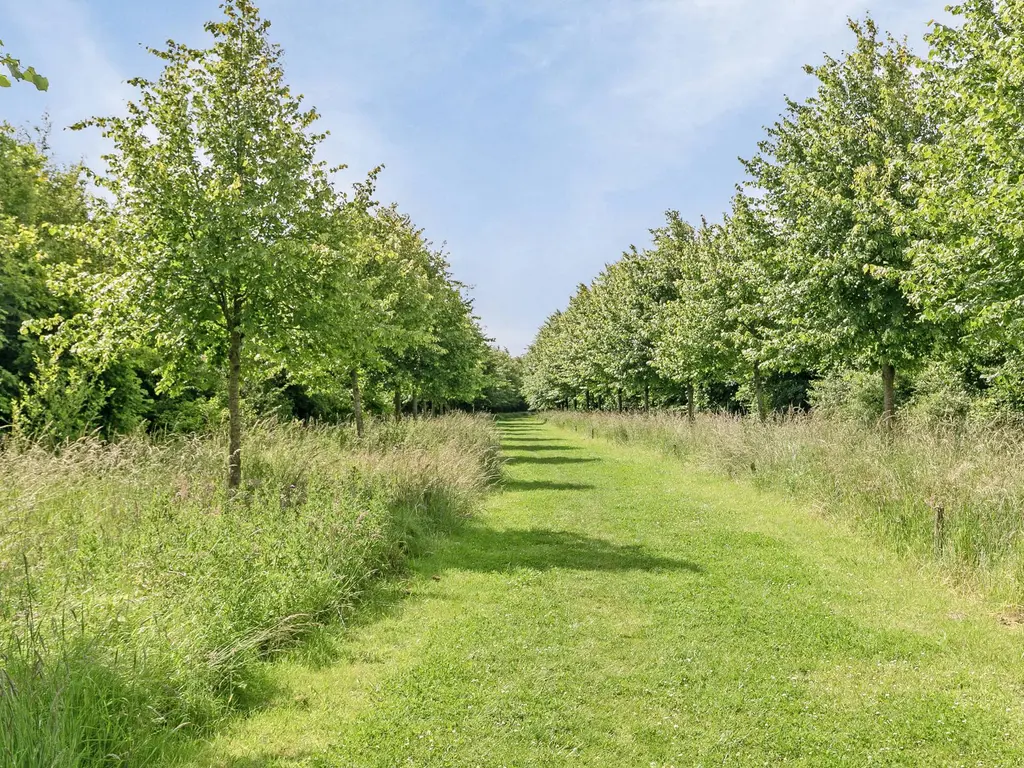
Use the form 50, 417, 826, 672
171, 417, 1024, 767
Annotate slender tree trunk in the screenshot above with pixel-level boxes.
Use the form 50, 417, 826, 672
644, 384, 650, 413
617, 388, 623, 412
351, 367, 364, 438
753, 361, 767, 423
882, 362, 896, 431
412, 393, 419, 418
227, 323, 243, 493
585, 390, 592, 410
394, 386, 402, 423
431, 401, 438, 417
687, 381, 696, 424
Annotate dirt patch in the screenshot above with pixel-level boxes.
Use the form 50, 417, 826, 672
997, 608, 1024, 628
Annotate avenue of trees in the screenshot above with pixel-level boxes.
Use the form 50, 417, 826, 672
0, 1, 519, 489
525, 5, 1024, 427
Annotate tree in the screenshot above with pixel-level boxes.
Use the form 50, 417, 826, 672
717, 197, 787, 421
653, 216, 732, 421
590, 227, 685, 411
335, 195, 437, 434
73, 0, 337, 490
0, 125, 93, 429
476, 346, 526, 413
523, 310, 578, 410
911, 1, 1024, 388
743, 18, 932, 427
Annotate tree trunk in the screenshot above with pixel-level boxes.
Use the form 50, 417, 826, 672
644, 384, 650, 413
351, 367, 364, 438
585, 390, 592, 410
753, 361, 767, 423
412, 393, 419, 418
227, 324, 243, 493
431, 401, 438, 417
687, 381, 696, 424
617, 388, 623, 412
394, 386, 402, 423
882, 363, 896, 430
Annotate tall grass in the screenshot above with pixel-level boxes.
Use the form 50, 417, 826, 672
545, 410, 1024, 605
0, 415, 500, 767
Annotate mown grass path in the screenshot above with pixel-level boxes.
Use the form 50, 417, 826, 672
173, 417, 1024, 767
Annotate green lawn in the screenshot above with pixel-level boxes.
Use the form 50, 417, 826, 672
170, 416, 1024, 767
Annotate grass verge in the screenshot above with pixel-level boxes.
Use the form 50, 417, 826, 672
545, 410, 1024, 606
0, 415, 499, 767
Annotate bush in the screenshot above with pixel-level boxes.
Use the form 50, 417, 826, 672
904, 361, 975, 428
0, 414, 499, 766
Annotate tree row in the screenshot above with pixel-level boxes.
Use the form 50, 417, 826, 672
526, 5, 1024, 427
0, 0, 523, 489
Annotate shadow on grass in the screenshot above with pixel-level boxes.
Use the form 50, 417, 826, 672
502, 479, 596, 492
440, 525, 703, 574
502, 444, 581, 452
504, 455, 599, 466
501, 437, 568, 443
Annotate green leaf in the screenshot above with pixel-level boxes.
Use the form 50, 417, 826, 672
23, 68, 48, 91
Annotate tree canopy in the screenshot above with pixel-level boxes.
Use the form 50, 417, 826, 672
0, 1, 496, 490
526, 7, 1024, 426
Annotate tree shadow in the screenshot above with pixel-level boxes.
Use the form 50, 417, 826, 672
502, 443, 580, 452
504, 455, 599, 466
502, 479, 595, 492
501, 437, 550, 443
441, 525, 703, 574
502, 437, 567, 443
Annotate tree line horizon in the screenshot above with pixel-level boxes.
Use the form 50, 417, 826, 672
524, 3, 1024, 428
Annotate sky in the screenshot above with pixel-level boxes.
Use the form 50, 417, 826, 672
1, 0, 951, 353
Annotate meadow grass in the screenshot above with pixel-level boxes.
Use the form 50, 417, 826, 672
545, 410, 1024, 605
0, 415, 500, 767
168, 416, 1024, 766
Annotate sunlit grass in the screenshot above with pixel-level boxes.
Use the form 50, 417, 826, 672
546, 410, 1024, 606
168, 416, 1024, 767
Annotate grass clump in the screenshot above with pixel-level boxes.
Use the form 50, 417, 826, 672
545, 410, 1024, 605
0, 414, 499, 767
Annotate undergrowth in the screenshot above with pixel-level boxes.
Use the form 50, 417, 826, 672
0, 415, 500, 767
545, 410, 1024, 606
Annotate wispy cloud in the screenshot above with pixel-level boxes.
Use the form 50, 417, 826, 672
1, 0, 131, 167
441, 0, 947, 350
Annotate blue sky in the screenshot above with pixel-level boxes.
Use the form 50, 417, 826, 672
2, 0, 949, 353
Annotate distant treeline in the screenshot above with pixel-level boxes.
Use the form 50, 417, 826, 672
525, 6, 1024, 427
